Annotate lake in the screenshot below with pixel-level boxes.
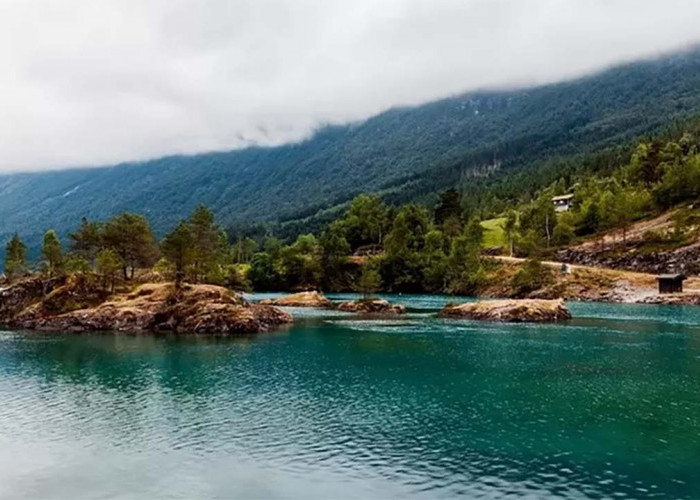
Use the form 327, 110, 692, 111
1, 294, 700, 499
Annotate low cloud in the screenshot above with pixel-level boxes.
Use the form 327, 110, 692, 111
1, 0, 699, 172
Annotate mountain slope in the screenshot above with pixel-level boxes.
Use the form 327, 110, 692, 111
3, 47, 700, 258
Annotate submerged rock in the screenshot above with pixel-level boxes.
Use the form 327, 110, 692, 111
2, 280, 292, 335
260, 291, 331, 308
440, 299, 571, 322
336, 298, 406, 315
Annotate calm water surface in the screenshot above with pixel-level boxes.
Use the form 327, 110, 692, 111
1, 294, 700, 499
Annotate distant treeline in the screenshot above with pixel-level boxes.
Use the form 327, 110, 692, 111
4, 123, 700, 294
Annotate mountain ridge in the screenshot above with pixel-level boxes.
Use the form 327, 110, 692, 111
3, 46, 700, 259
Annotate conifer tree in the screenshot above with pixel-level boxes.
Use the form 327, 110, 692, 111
4, 234, 27, 281
41, 230, 63, 277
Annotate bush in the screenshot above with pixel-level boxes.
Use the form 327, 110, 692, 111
511, 259, 553, 297
552, 222, 575, 246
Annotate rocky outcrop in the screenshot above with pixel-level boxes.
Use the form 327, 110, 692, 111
0, 276, 66, 322
336, 298, 405, 314
440, 299, 571, 322
2, 279, 292, 334
260, 291, 331, 308
637, 292, 700, 305
556, 244, 700, 275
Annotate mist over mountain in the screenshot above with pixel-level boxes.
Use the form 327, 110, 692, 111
2, 46, 700, 259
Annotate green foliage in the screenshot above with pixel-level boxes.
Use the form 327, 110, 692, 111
446, 234, 483, 295
188, 204, 227, 283
220, 264, 252, 291
355, 263, 382, 299
70, 218, 102, 265
652, 154, 700, 208
63, 255, 91, 274
95, 249, 123, 292
231, 237, 258, 264
317, 222, 351, 290
434, 189, 461, 226
248, 253, 283, 291
501, 211, 518, 256
103, 213, 159, 280
422, 229, 448, 291
384, 205, 431, 255
342, 194, 389, 249
161, 221, 195, 284
519, 197, 556, 248
552, 222, 575, 247
4, 234, 27, 281
511, 259, 553, 297
41, 230, 63, 277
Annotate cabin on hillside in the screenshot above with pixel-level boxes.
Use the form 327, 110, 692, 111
656, 274, 685, 294
551, 194, 574, 212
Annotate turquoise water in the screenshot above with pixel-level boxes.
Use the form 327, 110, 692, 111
1, 295, 700, 499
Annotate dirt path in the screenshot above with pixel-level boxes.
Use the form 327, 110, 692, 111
492, 255, 700, 302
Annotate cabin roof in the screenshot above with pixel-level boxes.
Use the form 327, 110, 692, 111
656, 274, 686, 280
551, 194, 574, 202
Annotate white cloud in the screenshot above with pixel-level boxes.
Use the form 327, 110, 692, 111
0, 0, 699, 172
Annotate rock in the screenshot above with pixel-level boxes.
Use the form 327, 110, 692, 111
482, 246, 504, 256
556, 244, 700, 275
2, 281, 292, 334
259, 291, 331, 308
440, 298, 571, 322
0, 275, 66, 322
336, 298, 405, 314
637, 292, 700, 305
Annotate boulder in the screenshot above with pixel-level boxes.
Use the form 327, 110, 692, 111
0, 275, 66, 322
440, 298, 571, 322
336, 298, 405, 314
259, 291, 331, 308
3, 281, 292, 334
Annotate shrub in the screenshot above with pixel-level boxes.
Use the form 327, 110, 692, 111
511, 259, 553, 297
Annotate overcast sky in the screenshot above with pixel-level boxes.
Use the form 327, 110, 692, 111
1, 0, 700, 173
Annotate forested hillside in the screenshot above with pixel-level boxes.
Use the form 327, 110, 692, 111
3, 46, 700, 260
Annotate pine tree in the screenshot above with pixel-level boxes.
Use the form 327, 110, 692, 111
103, 213, 159, 280
188, 204, 226, 283
4, 234, 27, 281
70, 217, 103, 267
41, 230, 63, 277
95, 249, 123, 292
161, 221, 195, 286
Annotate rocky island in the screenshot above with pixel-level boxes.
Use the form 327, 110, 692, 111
440, 298, 571, 322
336, 298, 406, 314
259, 291, 332, 307
0, 276, 292, 334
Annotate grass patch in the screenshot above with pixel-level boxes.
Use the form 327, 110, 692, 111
481, 217, 507, 247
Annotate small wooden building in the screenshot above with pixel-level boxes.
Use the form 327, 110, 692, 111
657, 274, 685, 294
551, 194, 574, 212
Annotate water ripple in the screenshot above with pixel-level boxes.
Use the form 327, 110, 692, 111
1, 297, 700, 498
